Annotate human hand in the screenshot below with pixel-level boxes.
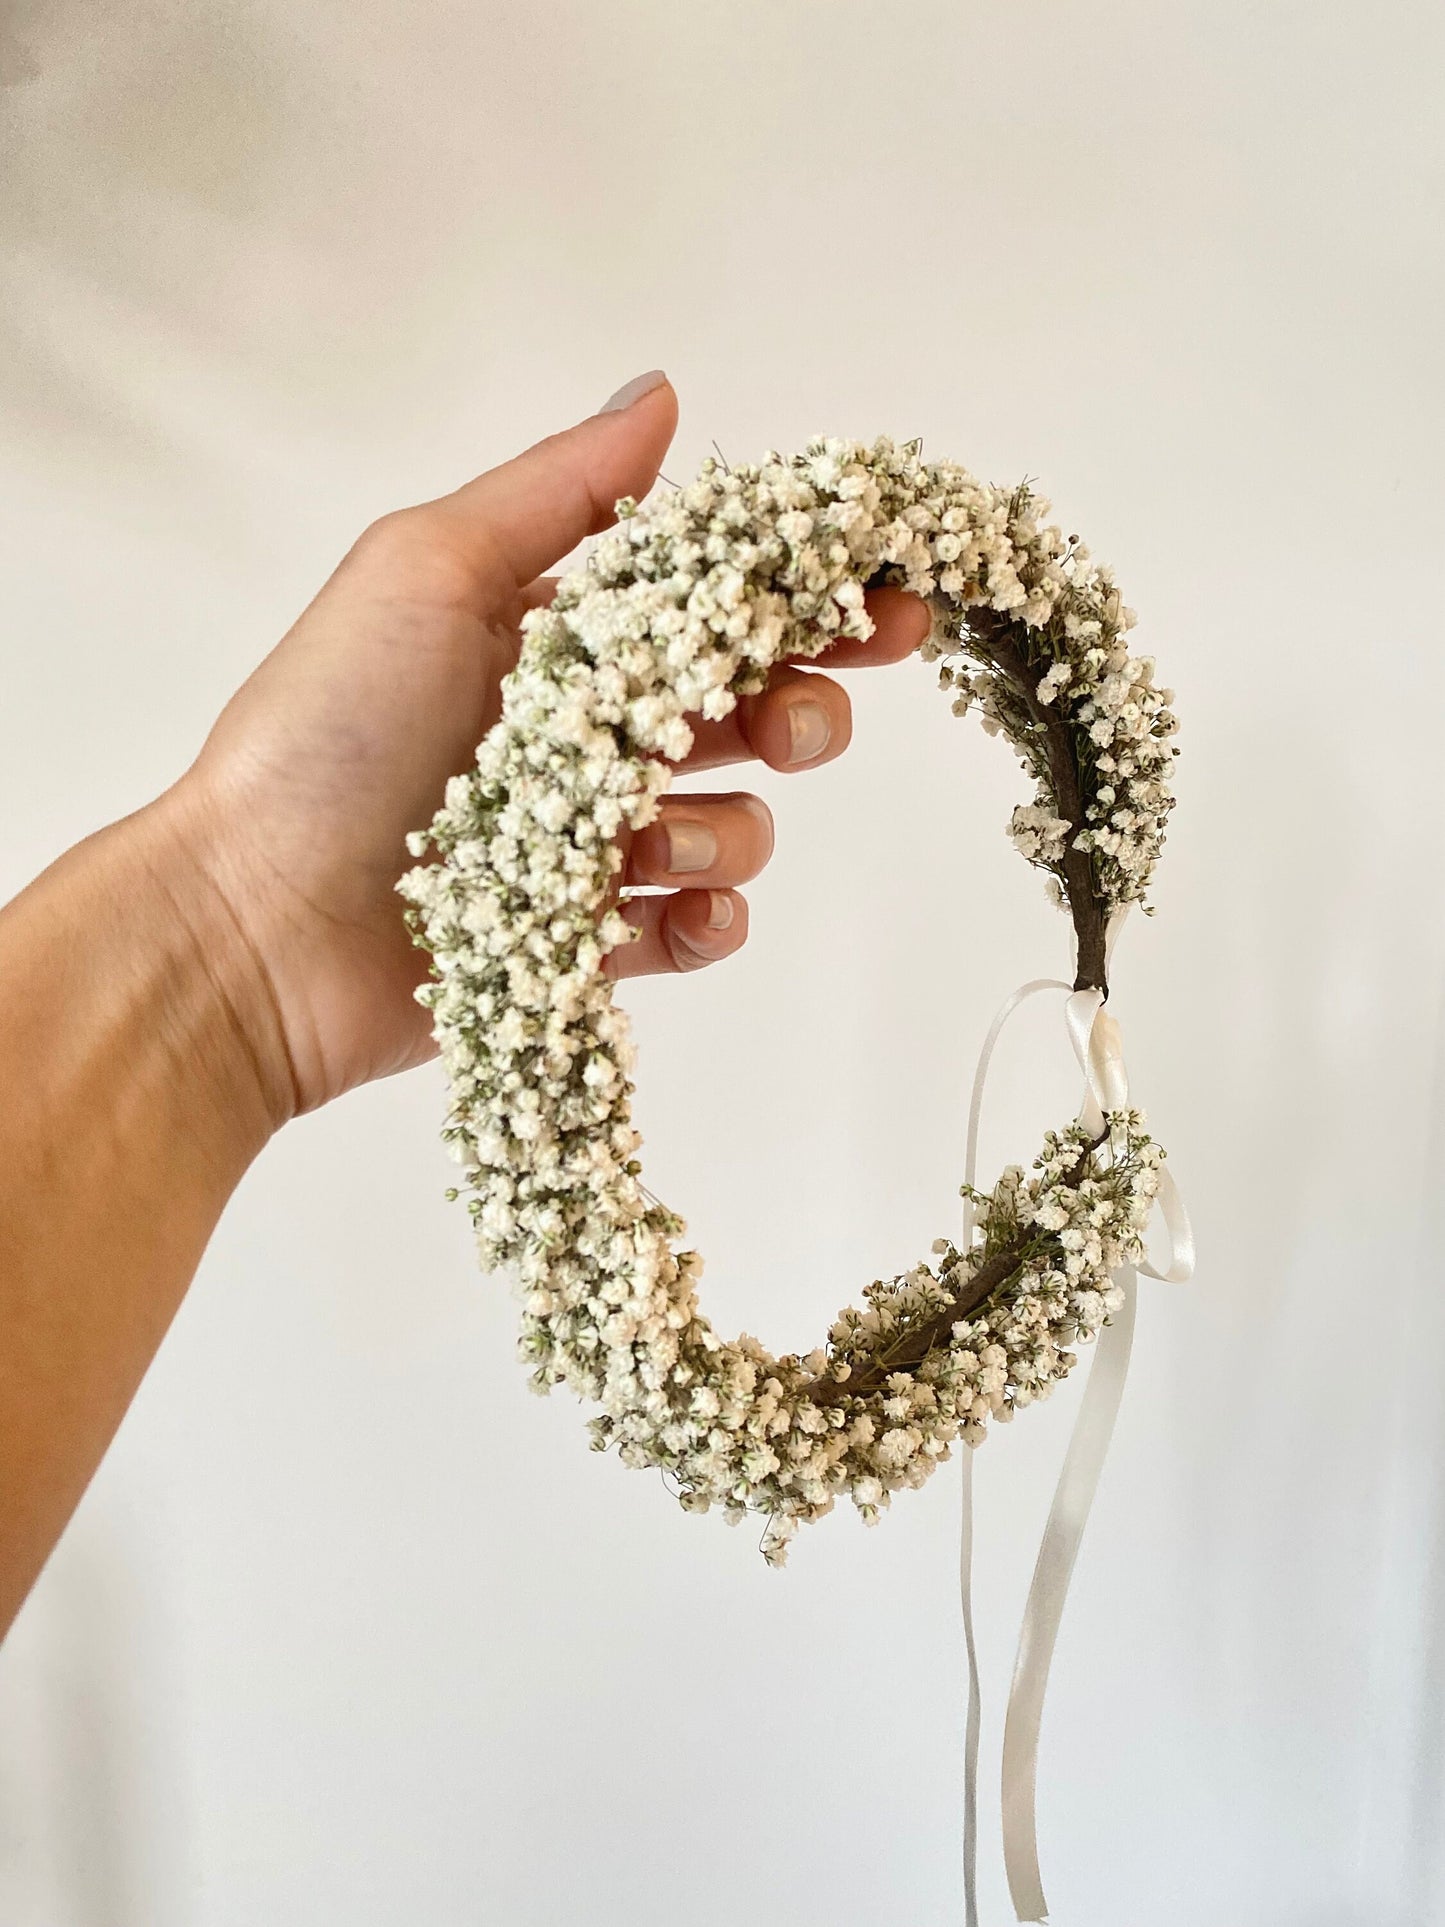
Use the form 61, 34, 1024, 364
152, 373, 930, 1126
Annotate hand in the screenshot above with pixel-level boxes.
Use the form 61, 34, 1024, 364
156, 373, 930, 1124
0, 376, 930, 1626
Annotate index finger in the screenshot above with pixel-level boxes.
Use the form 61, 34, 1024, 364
509, 579, 931, 778
782, 584, 934, 671
664, 588, 931, 776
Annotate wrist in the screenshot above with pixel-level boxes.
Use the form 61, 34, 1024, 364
13, 783, 301, 1181
121, 781, 302, 1146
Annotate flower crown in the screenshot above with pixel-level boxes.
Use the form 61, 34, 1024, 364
401, 435, 1179, 1564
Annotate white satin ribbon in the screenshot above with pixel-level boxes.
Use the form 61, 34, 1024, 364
959, 963, 1194, 1924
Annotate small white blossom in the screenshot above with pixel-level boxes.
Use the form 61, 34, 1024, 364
398, 438, 1177, 1561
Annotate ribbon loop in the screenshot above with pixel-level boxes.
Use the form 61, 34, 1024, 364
1137, 1161, 1194, 1284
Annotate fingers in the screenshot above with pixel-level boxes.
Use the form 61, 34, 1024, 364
604, 888, 749, 980
622, 792, 774, 889
523, 575, 929, 660
512, 565, 930, 780
673, 663, 851, 775
601, 791, 771, 979
514, 578, 884, 779
795, 584, 933, 669
347, 374, 679, 615
661, 587, 933, 776
501, 538, 933, 986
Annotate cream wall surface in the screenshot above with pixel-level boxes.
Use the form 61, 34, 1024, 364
2, 3, 1442, 1922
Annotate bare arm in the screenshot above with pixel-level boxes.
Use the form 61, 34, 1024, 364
0, 373, 929, 1634
0, 796, 278, 1633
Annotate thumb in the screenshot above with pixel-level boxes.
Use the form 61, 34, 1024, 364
414, 371, 677, 609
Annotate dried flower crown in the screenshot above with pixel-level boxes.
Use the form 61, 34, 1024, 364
400, 436, 1179, 1564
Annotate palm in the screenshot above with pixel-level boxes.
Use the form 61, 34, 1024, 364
191, 532, 526, 1108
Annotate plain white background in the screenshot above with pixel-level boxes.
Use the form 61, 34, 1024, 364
2, 2, 1443, 1921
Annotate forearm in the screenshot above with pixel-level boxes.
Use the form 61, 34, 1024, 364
0, 789, 280, 1634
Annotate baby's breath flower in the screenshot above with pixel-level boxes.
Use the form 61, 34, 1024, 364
400, 437, 1177, 1558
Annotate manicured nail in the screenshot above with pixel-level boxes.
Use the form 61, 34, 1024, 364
664, 818, 717, 874
672, 894, 733, 970
786, 700, 832, 765
599, 369, 668, 414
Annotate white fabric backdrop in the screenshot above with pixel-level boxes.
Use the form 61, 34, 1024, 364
2, 2, 1443, 1920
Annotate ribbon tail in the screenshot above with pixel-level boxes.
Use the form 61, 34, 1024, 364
1001, 1263, 1139, 1924
961, 1444, 982, 1927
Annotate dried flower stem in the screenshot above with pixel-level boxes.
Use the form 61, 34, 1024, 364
965, 607, 1110, 993
807, 1133, 1106, 1406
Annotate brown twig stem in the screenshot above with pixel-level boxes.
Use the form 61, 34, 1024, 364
805, 1131, 1107, 1408
963, 608, 1109, 995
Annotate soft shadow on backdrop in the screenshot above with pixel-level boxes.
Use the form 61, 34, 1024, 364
2, 3, 1442, 1923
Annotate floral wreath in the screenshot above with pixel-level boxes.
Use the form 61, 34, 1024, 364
400, 436, 1179, 1565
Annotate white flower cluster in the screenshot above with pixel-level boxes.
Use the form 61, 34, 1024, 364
399, 437, 1177, 1562
922, 482, 1179, 907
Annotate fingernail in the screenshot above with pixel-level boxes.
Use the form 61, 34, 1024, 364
786, 700, 832, 765
664, 819, 717, 874
706, 890, 735, 930
599, 369, 668, 414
